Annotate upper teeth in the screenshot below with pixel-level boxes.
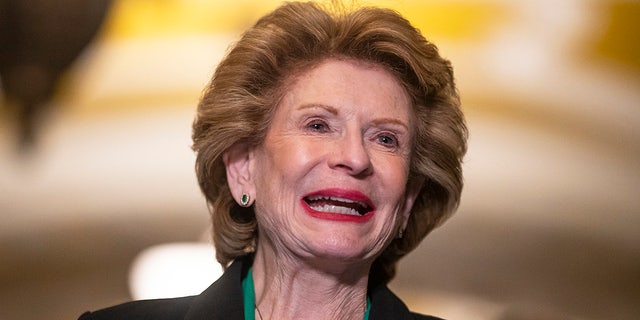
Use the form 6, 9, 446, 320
306, 195, 367, 216
306, 195, 363, 205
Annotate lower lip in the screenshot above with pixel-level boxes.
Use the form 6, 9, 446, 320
300, 199, 374, 223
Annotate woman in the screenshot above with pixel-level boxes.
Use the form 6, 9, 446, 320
79, 1, 466, 319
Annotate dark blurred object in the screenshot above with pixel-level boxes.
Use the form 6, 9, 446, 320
0, 0, 112, 152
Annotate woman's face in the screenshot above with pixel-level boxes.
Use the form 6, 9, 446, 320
230, 59, 421, 264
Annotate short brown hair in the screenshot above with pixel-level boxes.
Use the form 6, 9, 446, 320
192, 1, 467, 285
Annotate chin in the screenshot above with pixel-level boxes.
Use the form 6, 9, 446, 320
305, 236, 375, 263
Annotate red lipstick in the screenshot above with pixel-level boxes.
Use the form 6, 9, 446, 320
301, 188, 375, 223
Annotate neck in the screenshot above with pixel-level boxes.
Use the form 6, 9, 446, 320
251, 242, 371, 320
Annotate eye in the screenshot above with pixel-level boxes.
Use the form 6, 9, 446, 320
305, 119, 330, 133
376, 133, 399, 148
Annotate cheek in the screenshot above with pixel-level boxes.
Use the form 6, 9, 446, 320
374, 154, 411, 189
254, 138, 316, 203
264, 137, 322, 178
371, 156, 412, 216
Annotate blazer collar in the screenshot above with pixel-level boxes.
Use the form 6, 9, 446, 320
183, 255, 250, 320
183, 255, 422, 320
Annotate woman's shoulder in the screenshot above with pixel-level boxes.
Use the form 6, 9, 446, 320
370, 284, 445, 320
410, 312, 445, 320
78, 296, 195, 320
78, 257, 248, 320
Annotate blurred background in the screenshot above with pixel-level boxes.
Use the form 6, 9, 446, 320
0, 0, 638, 319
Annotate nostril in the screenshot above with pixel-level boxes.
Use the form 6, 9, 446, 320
329, 151, 371, 173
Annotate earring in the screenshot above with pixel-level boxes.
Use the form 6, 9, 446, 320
240, 193, 250, 207
398, 228, 404, 239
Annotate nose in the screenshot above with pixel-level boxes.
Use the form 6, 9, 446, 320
328, 130, 372, 177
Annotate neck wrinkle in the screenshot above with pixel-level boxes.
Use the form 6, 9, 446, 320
251, 242, 370, 320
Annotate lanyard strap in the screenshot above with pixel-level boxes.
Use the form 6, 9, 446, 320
242, 267, 370, 320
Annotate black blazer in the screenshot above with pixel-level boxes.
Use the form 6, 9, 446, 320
79, 256, 442, 320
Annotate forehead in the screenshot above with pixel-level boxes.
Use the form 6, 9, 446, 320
279, 58, 412, 119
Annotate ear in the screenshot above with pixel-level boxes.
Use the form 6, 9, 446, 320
222, 143, 256, 205
399, 176, 425, 232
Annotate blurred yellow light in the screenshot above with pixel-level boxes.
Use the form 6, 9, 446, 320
101, 0, 505, 41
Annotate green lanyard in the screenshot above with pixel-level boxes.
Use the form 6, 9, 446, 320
242, 267, 257, 320
242, 267, 371, 320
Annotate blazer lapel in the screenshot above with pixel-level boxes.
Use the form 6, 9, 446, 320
183, 257, 248, 320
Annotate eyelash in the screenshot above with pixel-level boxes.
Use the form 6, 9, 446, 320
375, 132, 400, 148
303, 118, 402, 149
305, 119, 331, 133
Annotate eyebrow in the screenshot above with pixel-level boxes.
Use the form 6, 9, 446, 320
297, 103, 338, 115
371, 118, 409, 131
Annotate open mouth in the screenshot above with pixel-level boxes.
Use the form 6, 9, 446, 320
303, 195, 373, 216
